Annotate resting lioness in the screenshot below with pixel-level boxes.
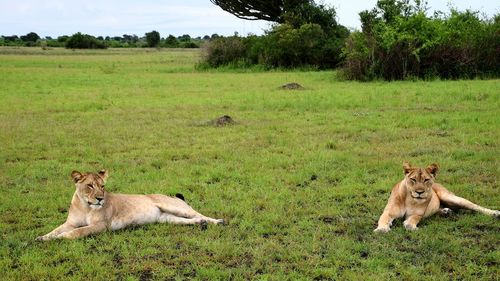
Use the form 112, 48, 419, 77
36, 170, 224, 240
374, 162, 499, 233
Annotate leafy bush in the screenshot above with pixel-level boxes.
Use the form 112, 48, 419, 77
341, 32, 374, 81
200, 1, 348, 69
65, 32, 107, 49
180, 42, 199, 48
342, 0, 499, 80
201, 22, 347, 69
258, 23, 326, 68
201, 36, 247, 67
162, 35, 179, 48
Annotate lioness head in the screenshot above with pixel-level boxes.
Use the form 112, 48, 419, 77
71, 170, 108, 209
403, 162, 439, 200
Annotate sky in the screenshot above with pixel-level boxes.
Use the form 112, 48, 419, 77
0, 0, 498, 38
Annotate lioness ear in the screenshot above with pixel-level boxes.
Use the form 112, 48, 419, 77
403, 161, 412, 175
98, 170, 109, 182
71, 170, 83, 183
426, 163, 439, 178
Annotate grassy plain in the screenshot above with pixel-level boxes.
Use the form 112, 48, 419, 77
0, 47, 499, 280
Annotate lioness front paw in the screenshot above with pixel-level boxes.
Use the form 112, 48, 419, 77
403, 221, 418, 231
374, 226, 390, 233
35, 235, 49, 241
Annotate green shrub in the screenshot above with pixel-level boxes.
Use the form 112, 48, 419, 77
163, 35, 179, 48
65, 32, 107, 49
201, 23, 346, 69
342, 0, 499, 80
201, 36, 247, 67
180, 41, 199, 48
341, 32, 374, 81
200, 1, 348, 70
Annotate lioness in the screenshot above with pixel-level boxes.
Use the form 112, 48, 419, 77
374, 162, 499, 233
36, 170, 224, 240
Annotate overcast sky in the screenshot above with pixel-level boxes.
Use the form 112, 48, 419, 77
1, 0, 498, 38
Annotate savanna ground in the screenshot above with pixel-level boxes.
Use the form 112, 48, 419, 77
0, 47, 498, 280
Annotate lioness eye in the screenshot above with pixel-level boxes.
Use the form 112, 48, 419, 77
87, 184, 94, 189
424, 179, 430, 182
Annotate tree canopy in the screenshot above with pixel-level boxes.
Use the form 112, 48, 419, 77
20, 32, 40, 42
209, 0, 309, 23
145, 30, 160, 47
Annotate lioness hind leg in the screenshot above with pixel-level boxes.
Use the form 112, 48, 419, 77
437, 189, 499, 217
158, 206, 224, 225
152, 196, 224, 224
158, 213, 206, 225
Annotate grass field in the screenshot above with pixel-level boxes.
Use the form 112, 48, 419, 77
0, 47, 499, 280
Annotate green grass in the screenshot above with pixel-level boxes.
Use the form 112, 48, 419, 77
0, 47, 499, 280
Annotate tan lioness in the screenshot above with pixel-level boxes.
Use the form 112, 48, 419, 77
374, 162, 499, 233
36, 170, 224, 240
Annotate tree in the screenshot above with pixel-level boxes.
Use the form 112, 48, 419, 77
3, 35, 19, 42
66, 32, 107, 49
282, 1, 338, 31
210, 0, 309, 23
145, 30, 160, 47
178, 34, 191, 42
164, 35, 178, 47
123, 34, 139, 43
57, 35, 69, 42
20, 32, 40, 42
211, 0, 343, 34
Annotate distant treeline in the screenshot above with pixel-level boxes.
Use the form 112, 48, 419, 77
0, 31, 223, 49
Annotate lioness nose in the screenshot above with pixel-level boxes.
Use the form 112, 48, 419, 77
416, 190, 424, 195
96, 197, 104, 202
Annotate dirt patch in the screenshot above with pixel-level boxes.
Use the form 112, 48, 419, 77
196, 115, 237, 127
319, 216, 335, 224
359, 250, 369, 259
113, 254, 123, 267
138, 267, 153, 281
280, 82, 304, 90
215, 115, 234, 126
203, 115, 235, 127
